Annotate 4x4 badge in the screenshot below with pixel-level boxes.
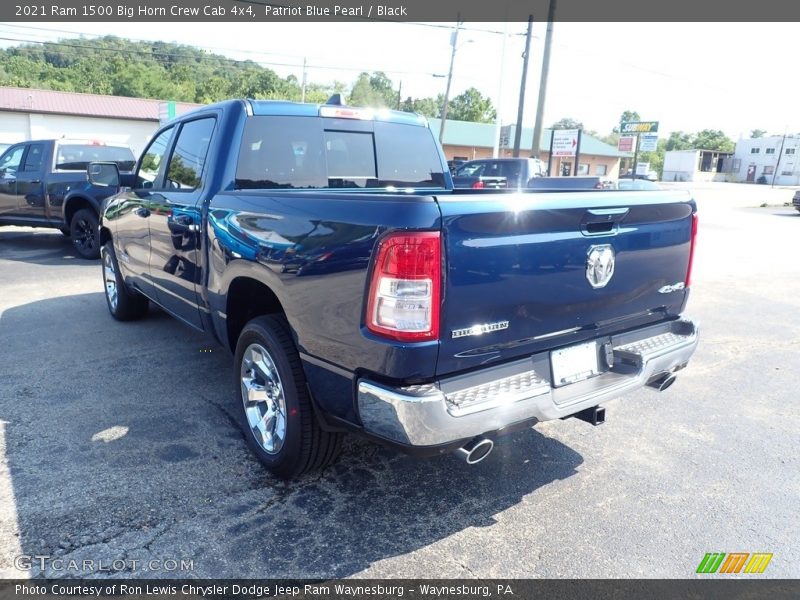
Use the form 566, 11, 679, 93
586, 245, 615, 288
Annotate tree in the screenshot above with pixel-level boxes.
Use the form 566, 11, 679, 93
550, 117, 584, 130
347, 71, 397, 108
665, 131, 694, 151
400, 96, 442, 118
692, 129, 734, 152
750, 129, 767, 139
446, 87, 496, 123
613, 110, 641, 133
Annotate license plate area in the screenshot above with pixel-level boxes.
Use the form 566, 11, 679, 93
550, 341, 600, 387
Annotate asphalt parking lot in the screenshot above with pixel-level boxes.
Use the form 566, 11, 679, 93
1, 182, 798, 579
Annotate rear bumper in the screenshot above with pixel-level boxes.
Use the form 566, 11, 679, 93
357, 318, 699, 447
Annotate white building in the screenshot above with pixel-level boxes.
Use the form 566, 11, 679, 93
0, 86, 199, 155
731, 135, 800, 185
662, 149, 733, 182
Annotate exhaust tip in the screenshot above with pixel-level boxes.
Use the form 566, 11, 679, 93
648, 372, 677, 392
455, 437, 494, 465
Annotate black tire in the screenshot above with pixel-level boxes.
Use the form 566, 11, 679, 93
234, 315, 342, 479
70, 208, 100, 259
101, 241, 149, 321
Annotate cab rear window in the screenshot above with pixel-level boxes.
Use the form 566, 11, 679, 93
235, 115, 445, 190
56, 144, 136, 171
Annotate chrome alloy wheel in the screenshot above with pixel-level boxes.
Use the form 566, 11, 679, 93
240, 343, 287, 455
103, 249, 118, 312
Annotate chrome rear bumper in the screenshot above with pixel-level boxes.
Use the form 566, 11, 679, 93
357, 318, 699, 446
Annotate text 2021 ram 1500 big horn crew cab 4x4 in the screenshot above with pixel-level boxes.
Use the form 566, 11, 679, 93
91, 98, 699, 478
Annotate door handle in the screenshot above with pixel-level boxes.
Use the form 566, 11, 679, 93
29, 179, 40, 184
170, 214, 199, 233
135, 207, 150, 218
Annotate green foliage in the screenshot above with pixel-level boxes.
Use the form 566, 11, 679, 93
692, 129, 734, 152
399, 96, 442, 118
0, 36, 506, 125
550, 117, 584, 130
348, 71, 397, 108
613, 110, 641, 133
0, 35, 320, 103
750, 129, 767, 139
665, 131, 694, 151
447, 87, 496, 123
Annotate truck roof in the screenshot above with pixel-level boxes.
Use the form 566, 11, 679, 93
181, 98, 429, 127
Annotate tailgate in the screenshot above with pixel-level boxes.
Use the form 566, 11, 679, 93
434, 190, 696, 376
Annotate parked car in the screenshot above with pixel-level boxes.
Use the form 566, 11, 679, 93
617, 178, 661, 191
0, 139, 136, 258
93, 98, 699, 478
793, 190, 800, 213
528, 175, 615, 190
620, 171, 659, 182
447, 159, 466, 175
452, 157, 546, 189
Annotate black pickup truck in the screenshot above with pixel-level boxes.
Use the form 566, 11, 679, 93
452, 157, 547, 189
0, 139, 136, 258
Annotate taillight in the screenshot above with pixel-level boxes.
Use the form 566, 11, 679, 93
685, 213, 698, 287
471, 181, 485, 189
366, 232, 441, 342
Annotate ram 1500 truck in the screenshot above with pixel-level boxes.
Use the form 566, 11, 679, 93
93, 98, 699, 478
0, 139, 136, 258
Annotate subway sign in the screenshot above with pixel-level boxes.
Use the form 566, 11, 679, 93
620, 121, 659, 134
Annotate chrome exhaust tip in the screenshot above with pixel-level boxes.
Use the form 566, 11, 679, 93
455, 437, 494, 465
648, 372, 677, 392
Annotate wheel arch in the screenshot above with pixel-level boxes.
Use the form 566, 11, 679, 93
63, 194, 98, 227
225, 276, 287, 353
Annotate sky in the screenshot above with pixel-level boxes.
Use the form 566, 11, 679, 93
1, 21, 798, 140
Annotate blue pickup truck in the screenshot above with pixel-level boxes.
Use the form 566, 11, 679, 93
0, 139, 136, 258
93, 98, 699, 478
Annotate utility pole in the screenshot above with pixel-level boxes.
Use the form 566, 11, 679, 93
772, 127, 788, 187
531, 0, 556, 160
439, 15, 461, 144
397, 80, 402, 110
492, 20, 509, 158
512, 15, 533, 157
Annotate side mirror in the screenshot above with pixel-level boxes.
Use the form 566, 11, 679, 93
87, 161, 120, 188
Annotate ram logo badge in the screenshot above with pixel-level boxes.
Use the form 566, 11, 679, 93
452, 321, 509, 339
586, 245, 615, 289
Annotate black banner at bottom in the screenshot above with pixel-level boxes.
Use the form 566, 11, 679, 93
1, 580, 799, 600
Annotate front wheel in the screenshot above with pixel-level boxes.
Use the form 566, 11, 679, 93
234, 315, 342, 479
101, 241, 149, 321
70, 208, 100, 259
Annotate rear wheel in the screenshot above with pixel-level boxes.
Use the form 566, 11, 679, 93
101, 241, 149, 321
234, 315, 342, 479
70, 208, 100, 259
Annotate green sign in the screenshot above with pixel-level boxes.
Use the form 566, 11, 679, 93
620, 121, 659, 134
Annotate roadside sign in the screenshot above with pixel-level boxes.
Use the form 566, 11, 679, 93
158, 101, 176, 125
636, 161, 650, 176
618, 135, 636, 152
639, 133, 659, 152
621, 121, 659, 134
552, 129, 580, 157
499, 125, 512, 149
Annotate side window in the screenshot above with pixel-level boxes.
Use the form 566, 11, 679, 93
136, 127, 174, 189
166, 118, 216, 191
0, 146, 25, 178
22, 144, 44, 172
